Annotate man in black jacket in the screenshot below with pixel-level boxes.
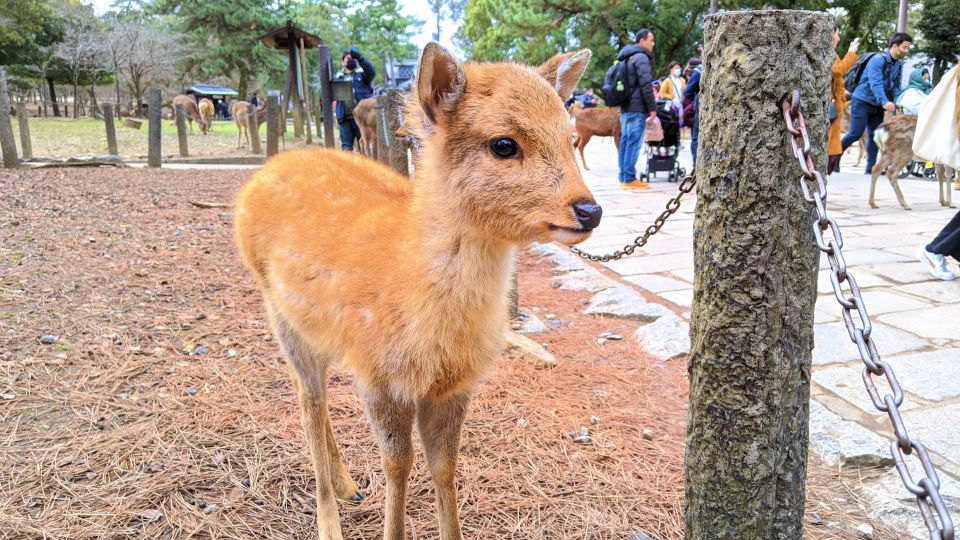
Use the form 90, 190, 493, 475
334, 47, 376, 151
616, 29, 657, 188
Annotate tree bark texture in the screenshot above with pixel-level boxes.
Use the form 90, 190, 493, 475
386, 89, 409, 175
0, 69, 19, 168
686, 10, 832, 540
249, 107, 262, 155
317, 46, 335, 149
175, 104, 189, 158
16, 102, 32, 161
147, 88, 162, 168
103, 103, 118, 155
266, 95, 279, 157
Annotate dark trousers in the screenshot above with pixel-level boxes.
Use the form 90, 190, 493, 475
338, 118, 362, 151
690, 113, 699, 167
840, 98, 884, 172
928, 210, 960, 263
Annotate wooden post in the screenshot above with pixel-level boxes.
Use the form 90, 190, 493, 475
147, 87, 162, 168
249, 107, 262, 155
317, 45, 335, 148
175, 103, 189, 158
376, 95, 389, 164
299, 39, 313, 144
686, 10, 832, 539
103, 102, 118, 155
386, 89, 409, 175
16, 102, 32, 161
266, 95, 279, 157
0, 69, 19, 168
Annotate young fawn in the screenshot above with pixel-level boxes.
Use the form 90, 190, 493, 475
234, 43, 600, 539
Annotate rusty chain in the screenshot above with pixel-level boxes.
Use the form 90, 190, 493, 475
570, 173, 696, 261
783, 89, 954, 540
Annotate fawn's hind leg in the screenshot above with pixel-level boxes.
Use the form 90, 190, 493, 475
886, 156, 912, 210
868, 154, 889, 208
417, 392, 471, 540
362, 388, 415, 540
577, 132, 592, 170
268, 305, 348, 540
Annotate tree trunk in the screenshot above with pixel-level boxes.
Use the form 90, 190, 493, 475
147, 88, 162, 168
73, 83, 79, 118
114, 60, 122, 118
685, 10, 832, 540
0, 69, 20, 168
47, 78, 60, 117
89, 82, 99, 119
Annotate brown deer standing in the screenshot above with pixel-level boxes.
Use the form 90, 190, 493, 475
568, 101, 620, 170
231, 100, 266, 149
872, 114, 956, 209
234, 43, 598, 540
353, 97, 378, 157
171, 94, 202, 134
198, 98, 214, 135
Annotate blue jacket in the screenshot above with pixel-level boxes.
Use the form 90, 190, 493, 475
851, 50, 903, 107
684, 64, 702, 113
334, 55, 376, 121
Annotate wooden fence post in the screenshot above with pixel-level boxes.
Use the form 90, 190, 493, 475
375, 95, 389, 164
175, 103, 189, 158
249, 108, 262, 155
317, 45, 335, 148
685, 10, 832, 539
266, 95, 279, 157
103, 102, 118, 155
0, 69, 19, 168
16, 102, 32, 161
385, 89, 409, 175
147, 87, 162, 168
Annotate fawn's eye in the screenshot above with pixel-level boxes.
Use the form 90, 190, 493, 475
489, 138, 519, 159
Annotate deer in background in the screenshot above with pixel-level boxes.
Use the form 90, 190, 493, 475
231, 100, 266, 149
171, 94, 202, 134
198, 98, 214, 135
872, 114, 956, 209
353, 97, 378, 157
234, 43, 599, 540
568, 100, 620, 170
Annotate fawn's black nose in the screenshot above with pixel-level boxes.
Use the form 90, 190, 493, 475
573, 201, 602, 230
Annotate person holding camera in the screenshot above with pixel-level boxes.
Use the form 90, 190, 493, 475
334, 47, 376, 152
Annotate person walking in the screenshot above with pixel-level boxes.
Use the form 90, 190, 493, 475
616, 29, 658, 188
579, 88, 599, 108
333, 47, 376, 152
684, 62, 702, 167
828, 27, 859, 174
919, 210, 960, 280
839, 32, 913, 174
659, 61, 686, 114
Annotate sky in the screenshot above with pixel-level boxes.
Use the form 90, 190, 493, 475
87, 0, 460, 53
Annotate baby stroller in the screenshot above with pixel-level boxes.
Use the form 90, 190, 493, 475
641, 99, 685, 182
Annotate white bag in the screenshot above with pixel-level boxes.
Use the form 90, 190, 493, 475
912, 65, 960, 169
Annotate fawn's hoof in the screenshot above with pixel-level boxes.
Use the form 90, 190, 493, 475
869, 201, 879, 209
345, 491, 364, 504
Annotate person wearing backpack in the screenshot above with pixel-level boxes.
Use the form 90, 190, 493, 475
613, 28, 658, 187
684, 63, 702, 167
828, 26, 859, 174
839, 32, 913, 174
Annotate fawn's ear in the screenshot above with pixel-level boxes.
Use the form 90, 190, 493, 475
417, 42, 466, 127
536, 49, 593, 101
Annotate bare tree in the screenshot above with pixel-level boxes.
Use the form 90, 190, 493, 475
55, 7, 100, 118
119, 19, 183, 117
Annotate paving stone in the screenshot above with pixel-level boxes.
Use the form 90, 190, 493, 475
551, 270, 612, 293
817, 248, 911, 269
860, 467, 960, 539
659, 288, 693, 308
813, 322, 929, 365
879, 305, 960, 341
585, 285, 669, 322
903, 403, 960, 466
808, 400, 892, 467
821, 290, 931, 316
633, 314, 689, 360
601, 251, 694, 276
900, 281, 960, 304
817, 269, 890, 294
622, 274, 691, 294
528, 242, 588, 273
670, 268, 695, 283
865, 262, 939, 285
814, 306, 840, 323
814, 365, 920, 415
884, 349, 960, 402
503, 331, 557, 369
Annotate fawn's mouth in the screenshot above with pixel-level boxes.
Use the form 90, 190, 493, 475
547, 224, 592, 245
549, 224, 592, 234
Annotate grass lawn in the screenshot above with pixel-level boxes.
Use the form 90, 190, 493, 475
15, 116, 327, 160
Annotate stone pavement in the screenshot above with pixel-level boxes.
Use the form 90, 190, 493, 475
566, 135, 960, 536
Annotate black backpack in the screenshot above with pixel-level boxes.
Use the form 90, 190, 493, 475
602, 55, 634, 107
843, 51, 878, 94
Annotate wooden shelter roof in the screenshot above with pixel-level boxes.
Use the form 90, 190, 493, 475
258, 20, 323, 50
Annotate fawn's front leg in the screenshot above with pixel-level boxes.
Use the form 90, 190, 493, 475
417, 392, 471, 540
363, 389, 415, 540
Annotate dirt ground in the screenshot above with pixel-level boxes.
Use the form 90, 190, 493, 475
0, 166, 899, 539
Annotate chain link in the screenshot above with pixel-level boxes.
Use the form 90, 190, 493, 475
570, 173, 697, 261
783, 89, 954, 540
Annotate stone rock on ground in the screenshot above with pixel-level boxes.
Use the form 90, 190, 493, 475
860, 467, 960, 539
586, 285, 670, 322
503, 330, 557, 369
633, 314, 689, 361
515, 311, 547, 334
807, 400, 892, 467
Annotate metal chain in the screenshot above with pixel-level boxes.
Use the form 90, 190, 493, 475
782, 89, 954, 540
570, 173, 697, 261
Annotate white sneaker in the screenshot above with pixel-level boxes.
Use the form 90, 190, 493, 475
918, 247, 957, 281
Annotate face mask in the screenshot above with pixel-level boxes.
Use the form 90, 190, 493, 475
346, 59, 357, 70
672, 68, 681, 77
